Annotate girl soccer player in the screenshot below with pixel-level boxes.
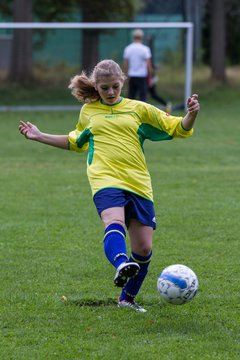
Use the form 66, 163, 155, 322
19, 59, 200, 313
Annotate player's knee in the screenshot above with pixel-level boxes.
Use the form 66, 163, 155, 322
136, 245, 152, 257
142, 246, 152, 257
104, 219, 125, 229
101, 208, 125, 229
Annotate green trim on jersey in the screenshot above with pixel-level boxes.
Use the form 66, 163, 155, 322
76, 128, 94, 165
137, 123, 172, 151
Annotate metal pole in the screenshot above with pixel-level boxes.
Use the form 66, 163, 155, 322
185, 24, 193, 110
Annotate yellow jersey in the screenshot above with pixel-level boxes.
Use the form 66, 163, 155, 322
68, 98, 193, 201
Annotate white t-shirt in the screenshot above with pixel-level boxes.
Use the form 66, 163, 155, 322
123, 42, 152, 77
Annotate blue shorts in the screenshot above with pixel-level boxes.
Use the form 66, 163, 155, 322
93, 188, 156, 229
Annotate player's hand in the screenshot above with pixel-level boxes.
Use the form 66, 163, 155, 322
19, 121, 41, 140
187, 94, 200, 113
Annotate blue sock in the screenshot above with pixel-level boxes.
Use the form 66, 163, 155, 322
104, 223, 128, 269
119, 251, 152, 302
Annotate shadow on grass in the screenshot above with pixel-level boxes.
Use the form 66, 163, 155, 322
61, 296, 164, 309
61, 296, 117, 307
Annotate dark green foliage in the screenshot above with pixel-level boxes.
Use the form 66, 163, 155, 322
225, 0, 240, 64
202, 0, 240, 65
78, 0, 139, 22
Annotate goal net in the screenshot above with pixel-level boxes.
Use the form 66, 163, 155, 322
0, 22, 193, 111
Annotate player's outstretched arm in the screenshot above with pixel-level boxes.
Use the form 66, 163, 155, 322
181, 94, 200, 130
19, 121, 69, 150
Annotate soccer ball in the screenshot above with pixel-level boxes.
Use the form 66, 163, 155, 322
157, 264, 199, 305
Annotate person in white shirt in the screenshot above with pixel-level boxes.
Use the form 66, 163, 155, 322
123, 29, 153, 102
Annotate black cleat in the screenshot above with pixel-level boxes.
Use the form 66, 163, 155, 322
114, 262, 140, 287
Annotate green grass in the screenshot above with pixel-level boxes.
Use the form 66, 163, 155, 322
0, 82, 240, 359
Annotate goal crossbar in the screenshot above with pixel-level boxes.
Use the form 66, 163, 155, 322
0, 22, 193, 109
0, 22, 193, 29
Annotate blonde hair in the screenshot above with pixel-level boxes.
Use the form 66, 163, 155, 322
69, 59, 126, 103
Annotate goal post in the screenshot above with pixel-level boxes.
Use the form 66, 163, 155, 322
0, 22, 193, 109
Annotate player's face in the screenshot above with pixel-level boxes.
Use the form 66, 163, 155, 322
96, 76, 123, 105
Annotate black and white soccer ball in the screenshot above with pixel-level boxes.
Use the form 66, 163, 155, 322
157, 264, 199, 305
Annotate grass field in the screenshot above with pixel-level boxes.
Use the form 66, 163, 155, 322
0, 74, 240, 359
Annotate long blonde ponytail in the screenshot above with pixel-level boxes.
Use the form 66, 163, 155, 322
68, 72, 100, 103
